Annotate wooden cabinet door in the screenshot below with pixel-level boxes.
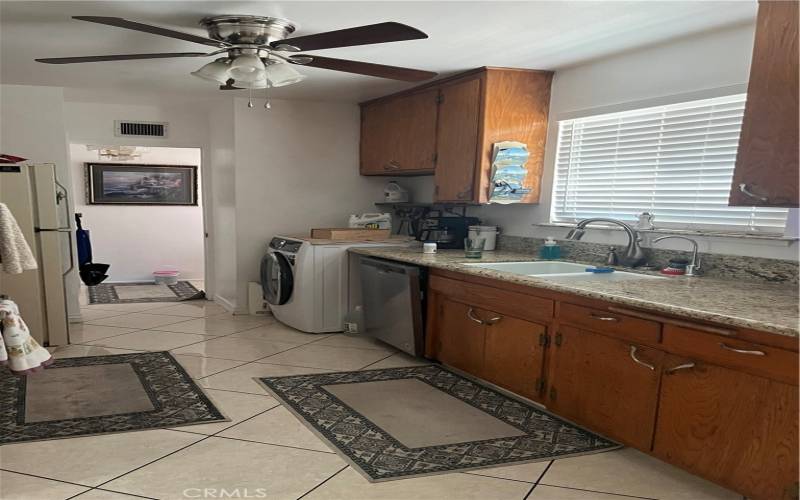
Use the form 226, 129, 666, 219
360, 88, 438, 175
653, 355, 799, 500
729, 0, 798, 207
434, 298, 486, 376
434, 77, 482, 202
548, 325, 664, 449
483, 315, 546, 401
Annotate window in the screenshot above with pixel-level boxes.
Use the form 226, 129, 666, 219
551, 94, 788, 233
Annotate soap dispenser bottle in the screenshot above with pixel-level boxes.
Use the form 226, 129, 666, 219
540, 237, 561, 260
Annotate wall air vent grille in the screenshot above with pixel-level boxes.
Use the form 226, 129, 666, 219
114, 121, 168, 138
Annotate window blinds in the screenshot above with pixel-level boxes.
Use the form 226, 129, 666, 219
551, 94, 788, 232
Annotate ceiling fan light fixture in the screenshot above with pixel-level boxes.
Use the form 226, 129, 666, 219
267, 61, 306, 87
190, 57, 231, 83
229, 54, 266, 82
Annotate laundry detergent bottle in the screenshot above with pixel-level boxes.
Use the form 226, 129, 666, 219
540, 237, 561, 260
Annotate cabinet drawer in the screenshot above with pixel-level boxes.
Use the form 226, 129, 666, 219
429, 275, 553, 324
662, 325, 798, 386
559, 303, 661, 345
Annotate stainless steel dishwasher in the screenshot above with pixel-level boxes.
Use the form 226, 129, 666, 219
358, 256, 426, 356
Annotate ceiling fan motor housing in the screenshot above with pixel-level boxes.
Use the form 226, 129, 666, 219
200, 16, 296, 45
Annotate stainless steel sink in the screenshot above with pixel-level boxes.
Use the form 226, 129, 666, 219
462, 261, 665, 281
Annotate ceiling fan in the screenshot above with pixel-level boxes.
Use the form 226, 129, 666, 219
35, 15, 438, 90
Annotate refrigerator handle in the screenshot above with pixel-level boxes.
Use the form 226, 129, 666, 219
54, 178, 68, 205
63, 229, 75, 276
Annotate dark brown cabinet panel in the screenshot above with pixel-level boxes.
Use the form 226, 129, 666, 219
483, 315, 546, 402
434, 78, 482, 202
653, 355, 799, 500
360, 88, 438, 175
434, 298, 486, 375
729, 0, 799, 207
548, 325, 664, 450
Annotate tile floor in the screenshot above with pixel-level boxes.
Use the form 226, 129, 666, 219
0, 299, 745, 500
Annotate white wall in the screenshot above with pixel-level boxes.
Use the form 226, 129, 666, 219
458, 23, 797, 260
69, 145, 204, 282
231, 97, 386, 309
0, 84, 82, 319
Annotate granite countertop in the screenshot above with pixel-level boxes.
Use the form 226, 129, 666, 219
350, 247, 800, 338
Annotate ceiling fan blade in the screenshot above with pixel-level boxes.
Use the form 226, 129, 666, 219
36, 52, 208, 64
273, 22, 427, 51
73, 16, 227, 48
291, 55, 436, 82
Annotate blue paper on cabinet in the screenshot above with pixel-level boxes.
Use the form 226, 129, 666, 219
489, 141, 531, 203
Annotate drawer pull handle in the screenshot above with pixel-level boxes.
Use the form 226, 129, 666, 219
590, 313, 619, 322
629, 346, 655, 371
720, 343, 766, 356
665, 362, 695, 374
485, 315, 503, 325
383, 161, 401, 170
467, 307, 485, 325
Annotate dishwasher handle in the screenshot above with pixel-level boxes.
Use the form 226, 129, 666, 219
360, 257, 419, 276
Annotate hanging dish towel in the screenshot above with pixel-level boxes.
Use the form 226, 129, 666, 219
0, 299, 53, 375
0, 203, 37, 274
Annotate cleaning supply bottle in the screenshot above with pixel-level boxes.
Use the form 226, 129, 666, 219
540, 237, 561, 260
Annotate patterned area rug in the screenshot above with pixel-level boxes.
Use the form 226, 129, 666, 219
88, 281, 205, 304
0, 352, 226, 444
259, 365, 619, 482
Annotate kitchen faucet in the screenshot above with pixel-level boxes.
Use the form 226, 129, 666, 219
565, 218, 647, 267
652, 235, 702, 277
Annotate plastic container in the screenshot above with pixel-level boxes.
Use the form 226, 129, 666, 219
153, 269, 180, 285
540, 237, 561, 260
468, 225, 498, 251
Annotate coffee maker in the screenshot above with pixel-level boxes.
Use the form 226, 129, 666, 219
417, 216, 480, 249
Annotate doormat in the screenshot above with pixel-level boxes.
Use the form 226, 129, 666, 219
88, 281, 205, 304
0, 351, 226, 445
258, 365, 619, 482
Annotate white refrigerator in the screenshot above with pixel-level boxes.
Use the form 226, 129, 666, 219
0, 163, 72, 346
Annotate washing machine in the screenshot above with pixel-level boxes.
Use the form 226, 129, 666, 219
260, 235, 408, 333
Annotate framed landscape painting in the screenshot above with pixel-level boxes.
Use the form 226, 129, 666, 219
86, 163, 198, 205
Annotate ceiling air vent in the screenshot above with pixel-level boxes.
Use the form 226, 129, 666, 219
114, 120, 168, 138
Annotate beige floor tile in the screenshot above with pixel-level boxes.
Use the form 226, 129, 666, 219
50, 344, 142, 359
464, 460, 550, 483
540, 448, 740, 499
103, 436, 345, 499
198, 362, 332, 395
529, 485, 642, 499
304, 466, 532, 500
68, 324, 139, 343
85, 330, 213, 351
81, 302, 175, 313
171, 337, 299, 362
312, 333, 397, 352
152, 317, 268, 336
258, 344, 392, 371
74, 489, 154, 499
361, 352, 432, 370
0, 470, 88, 499
0, 429, 202, 487
218, 406, 333, 452
84, 312, 188, 329
148, 302, 228, 318
78, 309, 128, 322
171, 388, 279, 435
171, 354, 247, 378
231, 322, 331, 345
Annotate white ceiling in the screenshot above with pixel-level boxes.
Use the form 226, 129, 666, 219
0, 1, 757, 102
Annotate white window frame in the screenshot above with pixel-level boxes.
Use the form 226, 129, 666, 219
548, 87, 789, 235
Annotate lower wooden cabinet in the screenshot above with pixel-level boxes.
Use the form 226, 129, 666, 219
653, 355, 799, 500
431, 295, 547, 402
548, 326, 664, 450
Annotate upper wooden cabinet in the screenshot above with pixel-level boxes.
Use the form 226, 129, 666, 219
359, 67, 553, 204
360, 88, 439, 175
729, 0, 799, 207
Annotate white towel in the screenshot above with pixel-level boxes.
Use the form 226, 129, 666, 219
0, 202, 37, 274
0, 299, 53, 375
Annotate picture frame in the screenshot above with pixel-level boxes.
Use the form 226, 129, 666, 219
86, 163, 198, 206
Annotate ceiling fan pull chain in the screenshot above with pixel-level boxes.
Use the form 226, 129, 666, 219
247, 88, 254, 108
264, 84, 272, 110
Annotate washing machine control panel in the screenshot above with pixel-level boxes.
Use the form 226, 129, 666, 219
269, 237, 303, 254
